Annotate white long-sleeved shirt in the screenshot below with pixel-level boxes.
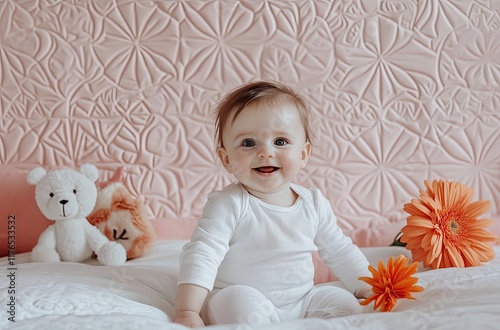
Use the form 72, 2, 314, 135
178, 182, 370, 306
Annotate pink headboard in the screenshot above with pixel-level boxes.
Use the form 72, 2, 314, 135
1, 1, 499, 256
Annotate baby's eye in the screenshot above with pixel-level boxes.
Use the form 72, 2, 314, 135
241, 139, 256, 147
274, 138, 288, 146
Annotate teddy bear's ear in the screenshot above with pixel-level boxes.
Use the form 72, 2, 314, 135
79, 164, 99, 183
27, 167, 47, 185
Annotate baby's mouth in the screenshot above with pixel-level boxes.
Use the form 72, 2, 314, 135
254, 166, 280, 174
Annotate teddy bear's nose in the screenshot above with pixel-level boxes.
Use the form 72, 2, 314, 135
60, 200, 68, 205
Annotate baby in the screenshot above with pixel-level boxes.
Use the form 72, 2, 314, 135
174, 81, 371, 327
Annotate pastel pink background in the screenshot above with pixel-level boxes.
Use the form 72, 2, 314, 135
1, 1, 499, 257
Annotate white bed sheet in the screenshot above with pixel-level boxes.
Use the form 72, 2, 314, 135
1, 241, 500, 330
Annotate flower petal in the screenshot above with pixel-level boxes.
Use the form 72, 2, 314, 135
464, 200, 490, 218
404, 202, 432, 218
406, 216, 435, 228
445, 243, 465, 268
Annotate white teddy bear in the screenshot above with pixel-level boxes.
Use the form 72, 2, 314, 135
27, 164, 127, 266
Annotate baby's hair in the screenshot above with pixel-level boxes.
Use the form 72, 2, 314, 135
214, 81, 312, 148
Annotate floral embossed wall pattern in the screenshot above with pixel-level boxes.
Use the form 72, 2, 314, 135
1, 0, 499, 245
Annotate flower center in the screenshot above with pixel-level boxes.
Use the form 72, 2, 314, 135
449, 219, 459, 234
439, 209, 466, 245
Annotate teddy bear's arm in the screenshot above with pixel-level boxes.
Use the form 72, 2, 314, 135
84, 221, 113, 251
31, 225, 61, 262
36, 225, 57, 248
84, 221, 127, 265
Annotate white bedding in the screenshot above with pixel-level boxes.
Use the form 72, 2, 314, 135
2, 241, 500, 330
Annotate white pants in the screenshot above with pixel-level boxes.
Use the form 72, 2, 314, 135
201, 284, 362, 326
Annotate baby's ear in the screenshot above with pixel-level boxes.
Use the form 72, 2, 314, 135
217, 147, 233, 173
300, 142, 312, 168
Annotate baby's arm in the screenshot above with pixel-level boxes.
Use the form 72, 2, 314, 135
174, 283, 209, 327
312, 190, 372, 294
175, 186, 242, 326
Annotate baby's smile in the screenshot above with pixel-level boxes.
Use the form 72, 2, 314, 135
253, 166, 280, 174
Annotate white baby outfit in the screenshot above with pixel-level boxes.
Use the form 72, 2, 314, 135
178, 182, 370, 325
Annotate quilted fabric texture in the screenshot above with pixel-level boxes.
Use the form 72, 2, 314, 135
1, 1, 499, 255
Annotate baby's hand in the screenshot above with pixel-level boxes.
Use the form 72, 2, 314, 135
355, 285, 373, 299
173, 310, 205, 328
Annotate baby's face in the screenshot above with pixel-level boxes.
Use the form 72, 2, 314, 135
217, 101, 311, 199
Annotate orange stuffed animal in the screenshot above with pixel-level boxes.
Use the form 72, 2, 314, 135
88, 174, 155, 260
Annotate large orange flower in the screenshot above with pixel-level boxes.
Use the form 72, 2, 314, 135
359, 255, 424, 312
401, 180, 498, 269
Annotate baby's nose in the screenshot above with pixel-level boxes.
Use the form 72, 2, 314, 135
257, 145, 274, 158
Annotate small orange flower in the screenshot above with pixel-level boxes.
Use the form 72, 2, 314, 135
359, 255, 424, 312
400, 180, 498, 269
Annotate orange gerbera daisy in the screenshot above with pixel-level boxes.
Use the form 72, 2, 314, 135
400, 179, 498, 269
359, 255, 424, 312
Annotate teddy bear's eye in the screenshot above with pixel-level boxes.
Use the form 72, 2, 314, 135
73, 189, 77, 194
49, 193, 54, 198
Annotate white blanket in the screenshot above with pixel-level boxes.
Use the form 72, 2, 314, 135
1, 241, 500, 330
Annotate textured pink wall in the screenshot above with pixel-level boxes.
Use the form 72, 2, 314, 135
1, 1, 499, 256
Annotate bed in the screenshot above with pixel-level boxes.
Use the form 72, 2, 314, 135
2, 241, 500, 330
1, 1, 500, 329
